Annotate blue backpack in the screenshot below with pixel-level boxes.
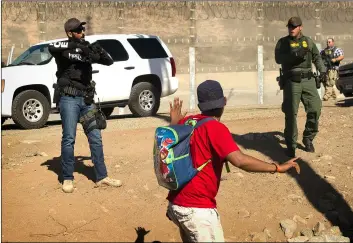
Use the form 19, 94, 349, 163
153, 117, 214, 191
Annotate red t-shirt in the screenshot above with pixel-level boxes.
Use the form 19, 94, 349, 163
167, 114, 240, 208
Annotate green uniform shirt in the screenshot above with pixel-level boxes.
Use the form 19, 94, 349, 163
275, 34, 326, 73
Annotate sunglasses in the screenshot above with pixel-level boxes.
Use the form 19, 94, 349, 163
71, 26, 85, 33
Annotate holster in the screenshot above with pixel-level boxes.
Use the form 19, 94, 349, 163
315, 75, 321, 89
95, 108, 107, 130
79, 106, 107, 134
53, 83, 60, 104
277, 68, 284, 90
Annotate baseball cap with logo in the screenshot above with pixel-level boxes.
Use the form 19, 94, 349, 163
197, 80, 226, 112
64, 18, 86, 32
286, 16, 302, 27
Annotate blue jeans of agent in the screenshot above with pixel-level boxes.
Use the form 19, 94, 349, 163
59, 95, 108, 181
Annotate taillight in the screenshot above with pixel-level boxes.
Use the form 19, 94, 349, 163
1, 79, 4, 93
170, 57, 176, 77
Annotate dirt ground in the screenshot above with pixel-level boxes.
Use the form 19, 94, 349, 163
2, 100, 353, 242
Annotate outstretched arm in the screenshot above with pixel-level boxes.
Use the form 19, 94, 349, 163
226, 150, 300, 174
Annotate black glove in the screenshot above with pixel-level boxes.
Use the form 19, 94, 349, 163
319, 72, 326, 81
77, 40, 91, 56
89, 42, 103, 54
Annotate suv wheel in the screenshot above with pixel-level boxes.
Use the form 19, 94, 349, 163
128, 82, 160, 117
12, 90, 50, 129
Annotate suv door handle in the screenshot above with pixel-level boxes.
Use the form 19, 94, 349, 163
124, 66, 135, 70
92, 70, 99, 74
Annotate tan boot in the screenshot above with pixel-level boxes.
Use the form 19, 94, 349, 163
96, 177, 122, 187
62, 180, 74, 193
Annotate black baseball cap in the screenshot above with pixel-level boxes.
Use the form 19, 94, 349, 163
197, 80, 226, 112
286, 16, 302, 27
64, 18, 86, 32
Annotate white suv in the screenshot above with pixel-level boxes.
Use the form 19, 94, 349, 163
1, 34, 178, 129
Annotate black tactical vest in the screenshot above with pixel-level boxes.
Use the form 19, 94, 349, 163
322, 47, 340, 68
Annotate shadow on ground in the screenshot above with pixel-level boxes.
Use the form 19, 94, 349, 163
134, 227, 161, 243
232, 131, 353, 240
41, 156, 95, 183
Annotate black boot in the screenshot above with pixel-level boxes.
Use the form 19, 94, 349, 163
285, 148, 296, 158
303, 138, 315, 153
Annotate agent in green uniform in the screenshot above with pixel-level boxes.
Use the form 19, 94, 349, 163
275, 17, 326, 158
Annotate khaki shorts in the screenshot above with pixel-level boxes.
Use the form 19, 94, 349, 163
166, 202, 225, 242
325, 69, 338, 87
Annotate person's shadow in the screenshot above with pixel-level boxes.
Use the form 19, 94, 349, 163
134, 227, 161, 243
41, 156, 95, 183
232, 131, 353, 240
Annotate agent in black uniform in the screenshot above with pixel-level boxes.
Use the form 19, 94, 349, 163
49, 18, 122, 193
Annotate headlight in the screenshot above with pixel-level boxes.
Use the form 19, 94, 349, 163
1, 79, 4, 93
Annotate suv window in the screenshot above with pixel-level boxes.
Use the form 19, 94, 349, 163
96, 39, 129, 62
11, 44, 52, 66
127, 38, 168, 59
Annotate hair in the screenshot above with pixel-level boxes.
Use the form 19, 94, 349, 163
201, 107, 224, 118
327, 38, 335, 42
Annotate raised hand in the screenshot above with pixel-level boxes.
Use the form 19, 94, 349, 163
169, 97, 187, 125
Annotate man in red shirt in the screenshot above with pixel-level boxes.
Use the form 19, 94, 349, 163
166, 80, 300, 242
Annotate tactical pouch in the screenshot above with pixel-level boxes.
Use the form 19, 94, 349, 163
79, 108, 97, 134
95, 109, 107, 130
84, 87, 95, 105
84, 91, 94, 105
79, 106, 107, 134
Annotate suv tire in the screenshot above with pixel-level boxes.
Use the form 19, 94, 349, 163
12, 90, 50, 129
128, 82, 160, 117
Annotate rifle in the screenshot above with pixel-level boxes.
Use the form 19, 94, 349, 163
321, 52, 333, 71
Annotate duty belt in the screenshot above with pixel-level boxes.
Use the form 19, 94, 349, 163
61, 86, 87, 97
285, 70, 314, 79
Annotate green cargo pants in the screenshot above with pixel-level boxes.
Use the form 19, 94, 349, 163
281, 77, 322, 150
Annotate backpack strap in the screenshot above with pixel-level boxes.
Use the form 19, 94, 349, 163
194, 117, 232, 173
193, 117, 214, 129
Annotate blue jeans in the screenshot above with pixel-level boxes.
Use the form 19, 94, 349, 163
59, 95, 108, 181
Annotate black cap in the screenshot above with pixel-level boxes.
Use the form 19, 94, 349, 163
286, 16, 302, 27
64, 18, 86, 32
197, 80, 226, 112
